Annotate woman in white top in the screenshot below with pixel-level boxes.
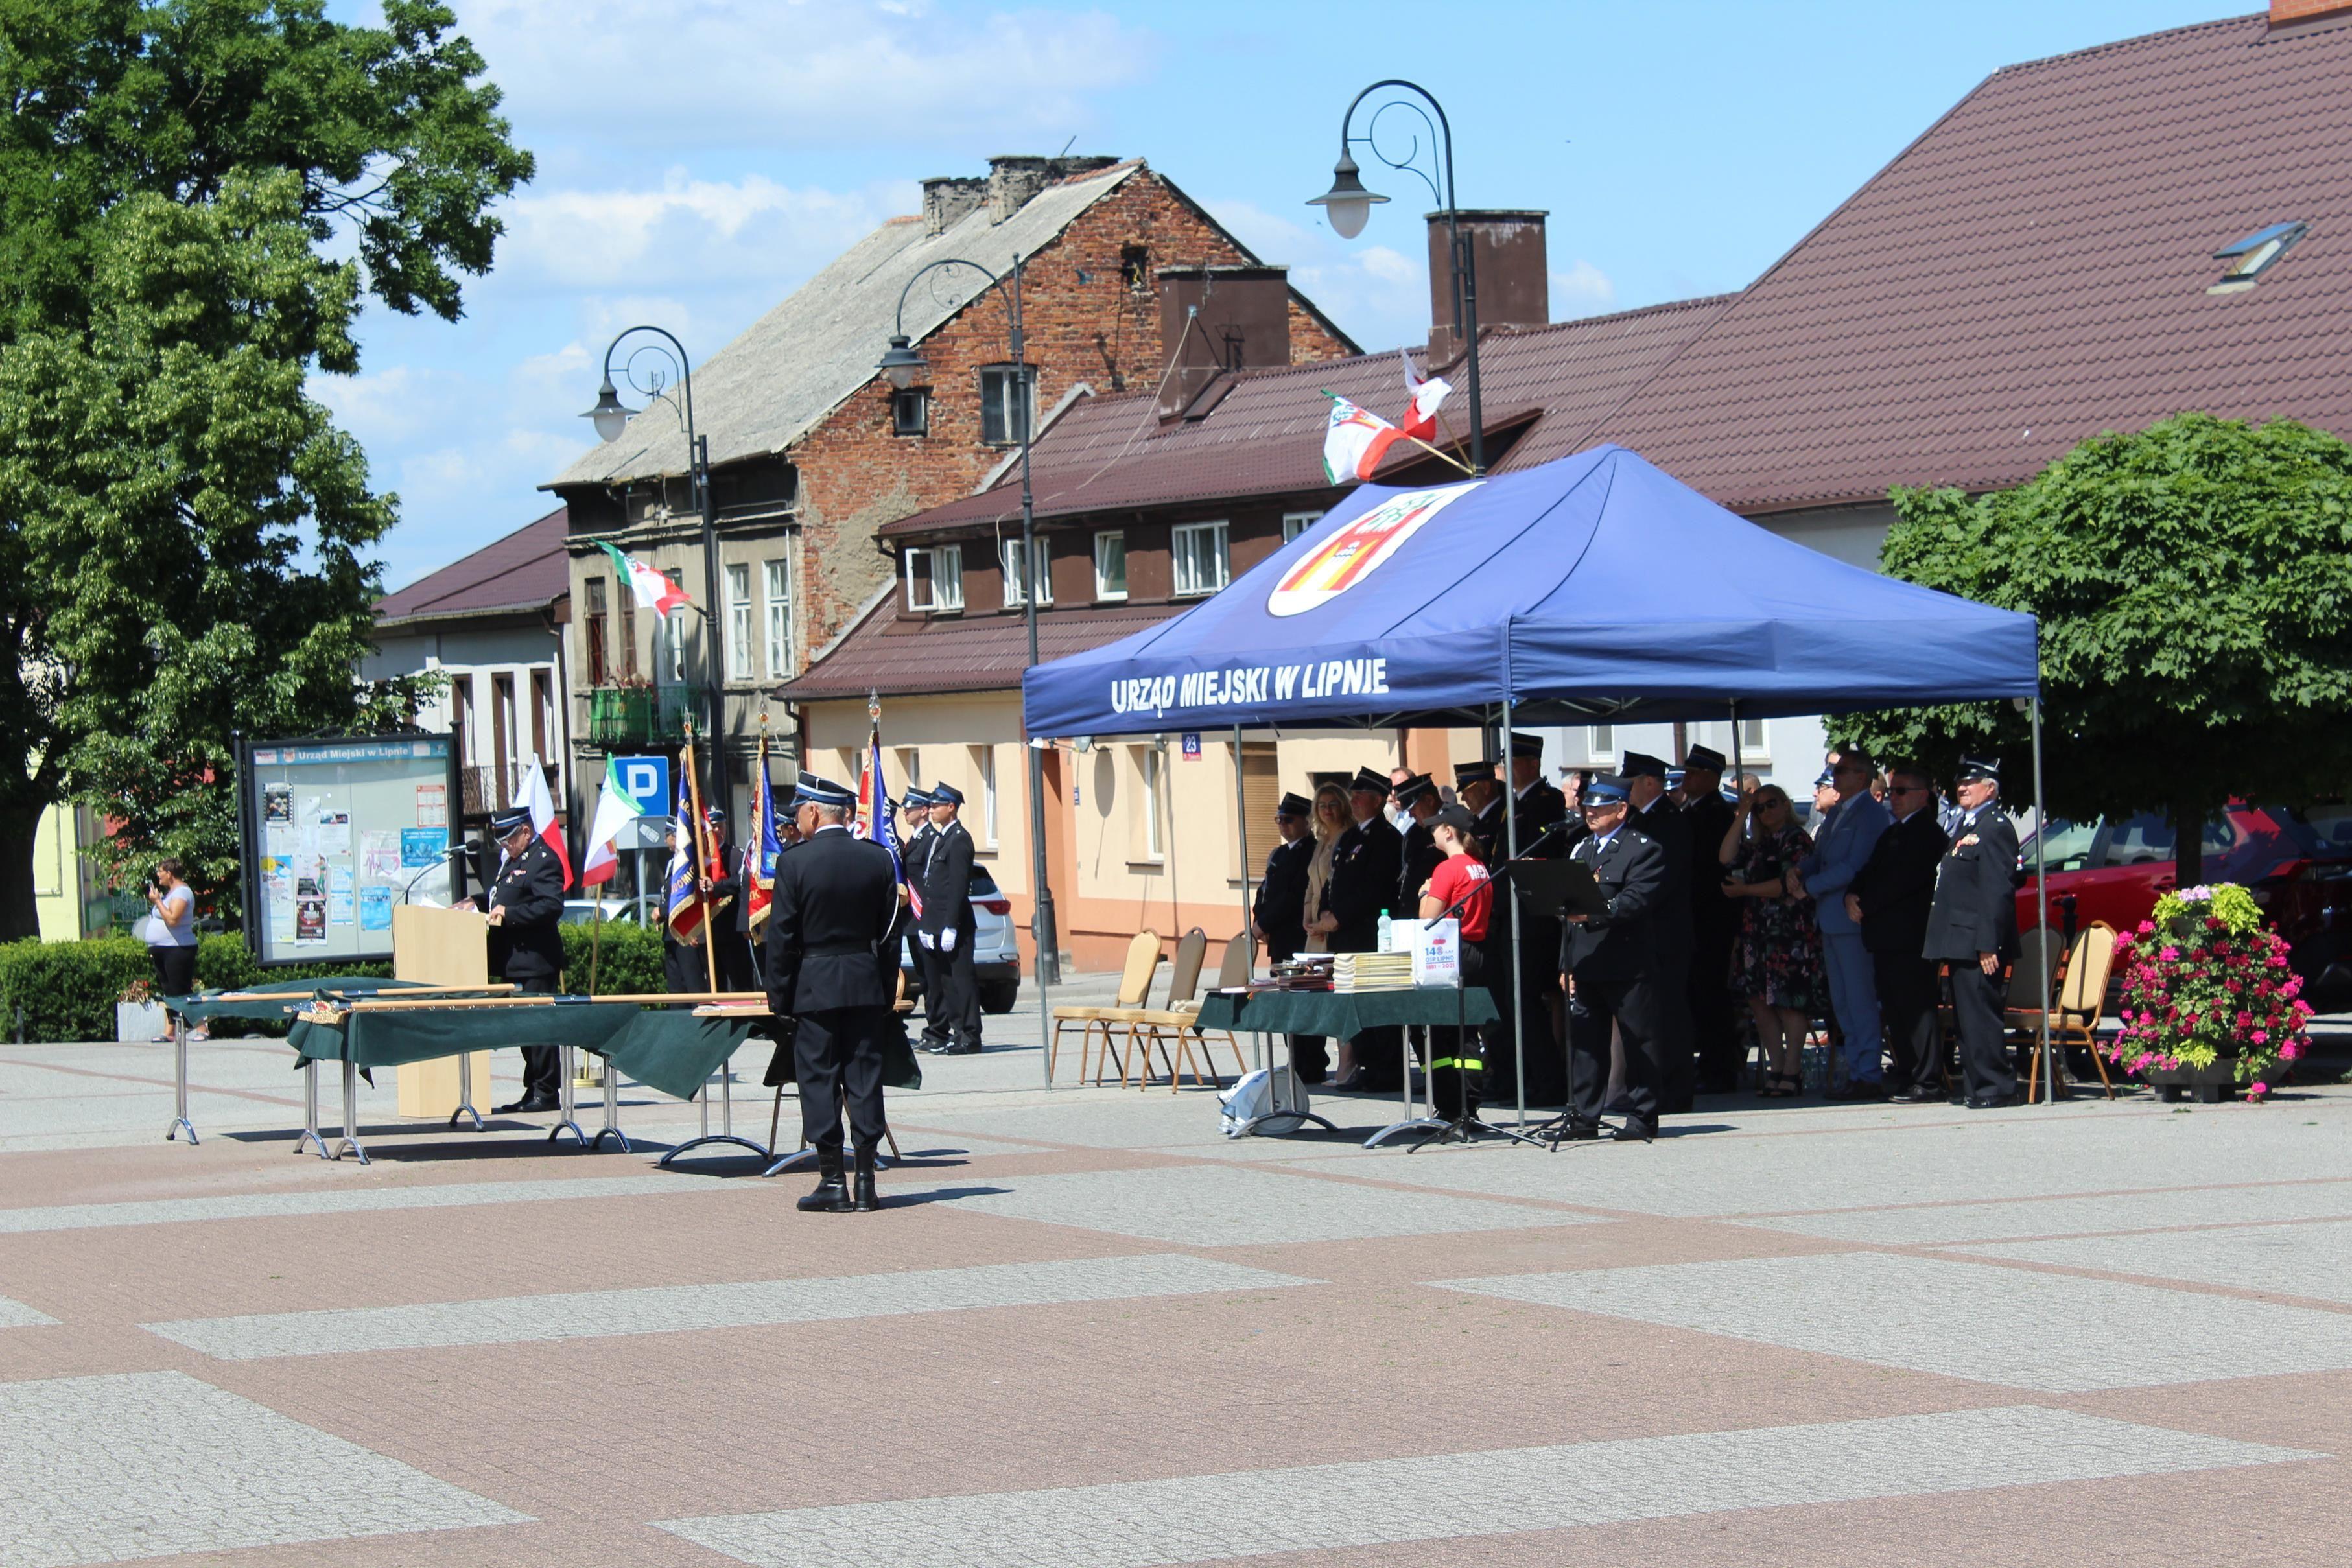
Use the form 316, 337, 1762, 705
144, 860, 200, 1040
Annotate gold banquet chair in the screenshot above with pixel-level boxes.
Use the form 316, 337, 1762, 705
1139, 931, 1254, 1089
1126, 928, 1221, 1092
2025, 922, 2119, 1102
1048, 929, 1162, 1086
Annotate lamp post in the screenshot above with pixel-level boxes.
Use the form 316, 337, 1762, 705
1310, 79, 1488, 474
877, 255, 1064, 1025
584, 326, 726, 756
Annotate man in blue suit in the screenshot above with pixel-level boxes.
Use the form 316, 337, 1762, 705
1789, 752, 1892, 1098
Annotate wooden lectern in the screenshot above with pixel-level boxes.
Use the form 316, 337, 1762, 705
392, 904, 495, 1119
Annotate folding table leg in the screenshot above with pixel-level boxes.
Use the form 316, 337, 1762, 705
590, 1053, 630, 1151
547, 1044, 588, 1146
294, 1059, 331, 1160
165, 1017, 198, 1145
448, 1049, 485, 1131
332, 1060, 370, 1165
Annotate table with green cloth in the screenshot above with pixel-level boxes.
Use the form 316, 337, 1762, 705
1194, 986, 1501, 1143
161, 977, 446, 1150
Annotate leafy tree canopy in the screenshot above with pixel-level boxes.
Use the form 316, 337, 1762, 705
0, 1, 528, 937
1835, 412, 2352, 882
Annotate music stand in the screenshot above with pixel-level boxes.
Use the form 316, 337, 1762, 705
1511, 858, 1638, 1147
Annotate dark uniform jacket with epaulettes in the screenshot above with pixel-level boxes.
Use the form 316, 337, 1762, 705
1512, 777, 1572, 858
1562, 826, 1665, 981
917, 819, 978, 938
764, 826, 900, 1015
1923, 808, 2021, 965
1398, 812, 1445, 912
1852, 808, 1949, 957
1252, 834, 1315, 961
486, 837, 565, 985
1629, 795, 1693, 965
1326, 814, 1403, 950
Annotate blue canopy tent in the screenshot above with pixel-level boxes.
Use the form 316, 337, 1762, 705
1022, 444, 2060, 1119
1022, 444, 2038, 735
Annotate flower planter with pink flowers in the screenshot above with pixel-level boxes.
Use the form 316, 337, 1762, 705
2109, 883, 2314, 1104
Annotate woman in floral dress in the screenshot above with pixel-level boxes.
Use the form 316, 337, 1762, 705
1719, 782, 1828, 1095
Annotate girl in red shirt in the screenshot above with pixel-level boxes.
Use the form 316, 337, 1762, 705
1417, 806, 1493, 1117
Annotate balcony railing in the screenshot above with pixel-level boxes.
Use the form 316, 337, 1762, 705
587, 684, 693, 748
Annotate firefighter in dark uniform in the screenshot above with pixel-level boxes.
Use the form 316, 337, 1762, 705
1310, 767, 1404, 1090
1508, 733, 1573, 1105
1623, 751, 1695, 1114
896, 787, 944, 1045
1676, 745, 1741, 1094
1251, 792, 1315, 963
1924, 756, 2021, 1108
917, 781, 983, 1054
1557, 776, 1667, 1143
699, 804, 757, 992
1393, 772, 1444, 913
1456, 759, 1504, 863
475, 807, 567, 1115
766, 772, 902, 1213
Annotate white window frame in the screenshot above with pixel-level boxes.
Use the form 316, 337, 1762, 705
1093, 530, 1127, 601
1738, 716, 1768, 754
1001, 537, 1052, 608
1171, 520, 1230, 598
763, 558, 791, 678
974, 745, 999, 847
1588, 723, 1614, 761
723, 563, 751, 681
1282, 509, 1323, 543
903, 546, 963, 613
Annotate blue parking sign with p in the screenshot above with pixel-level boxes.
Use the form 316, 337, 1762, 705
617, 755, 670, 815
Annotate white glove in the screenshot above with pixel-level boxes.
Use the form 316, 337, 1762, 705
917, 930, 935, 950
940, 927, 958, 952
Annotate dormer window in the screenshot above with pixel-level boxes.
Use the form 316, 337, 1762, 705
2209, 221, 2307, 294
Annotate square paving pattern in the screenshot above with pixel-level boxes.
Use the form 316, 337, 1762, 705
0, 1370, 526, 1567
7, 1022, 2352, 1567
146, 1254, 1312, 1359
933, 1162, 1593, 1245
658, 1406, 2312, 1568
1435, 1250, 2352, 1392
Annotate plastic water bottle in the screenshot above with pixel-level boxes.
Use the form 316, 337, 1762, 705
1377, 911, 1393, 951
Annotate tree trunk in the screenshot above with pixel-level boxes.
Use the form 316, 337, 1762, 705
2171, 797, 2205, 888
0, 807, 43, 942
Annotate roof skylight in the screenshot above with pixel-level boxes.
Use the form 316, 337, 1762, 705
2209, 221, 2309, 294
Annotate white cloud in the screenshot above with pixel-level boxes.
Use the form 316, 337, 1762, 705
453, 0, 1155, 150
1551, 259, 1617, 318
502, 173, 915, 292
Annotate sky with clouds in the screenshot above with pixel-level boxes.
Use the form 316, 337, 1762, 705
333, 0, 2229, 589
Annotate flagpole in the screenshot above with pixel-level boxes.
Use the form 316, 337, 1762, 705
683, 718, 720, 995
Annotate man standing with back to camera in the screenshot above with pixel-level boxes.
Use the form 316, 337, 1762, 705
768, 771, 901, 1213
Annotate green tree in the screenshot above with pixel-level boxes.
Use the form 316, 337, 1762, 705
0, 2, 530, 936
1836, 412, 2352, 883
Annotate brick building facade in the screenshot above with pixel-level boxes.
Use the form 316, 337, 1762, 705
543, 155, 1354, 826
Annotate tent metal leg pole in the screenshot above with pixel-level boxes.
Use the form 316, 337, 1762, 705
1730, 702, 1743, 1091
2032, 695, 2053, 1105
1233, 720, 1252, 965
1503, 698, 1527, 1130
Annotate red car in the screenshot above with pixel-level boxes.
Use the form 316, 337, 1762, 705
2016, 804, 2352, 1010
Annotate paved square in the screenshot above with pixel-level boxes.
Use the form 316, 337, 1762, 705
0, 1295, 56, 1328
1737, 1179, 2352, 1246
1434, 1250, 2352, 1392
655, 1405, 2313, 1568
1966, 1217, 2352, 1304
7, 1016, 2352, 1566
145, 1254, 1313, 1359
0, 1370, 526, 1566
934, 1162, 1594, 1245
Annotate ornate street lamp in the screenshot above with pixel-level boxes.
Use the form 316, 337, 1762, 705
876, 256, 1063, 1080
583, 327, 725, 749
1311, 79, 1488, 474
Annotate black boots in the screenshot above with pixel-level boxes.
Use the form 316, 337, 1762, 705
798, 1145, 851, 1212
797, 1146, 880, 1213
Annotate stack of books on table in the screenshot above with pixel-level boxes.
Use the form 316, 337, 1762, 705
1332, 952, 1415, 993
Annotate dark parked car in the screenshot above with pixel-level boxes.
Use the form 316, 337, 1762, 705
2017, 804, 2352, 1010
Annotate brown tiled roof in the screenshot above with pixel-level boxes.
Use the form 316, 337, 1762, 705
1594, 12, 2352, 513
776, 600, 1189, 702
882, 295, 1730, 535
374, 508, 569, 624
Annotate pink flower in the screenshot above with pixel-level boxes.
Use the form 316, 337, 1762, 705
2159, 946, 2181, 961
2252, 1031, 2270, 1045
2138, 920, 2157, 935
2250, 1081, 2270, 1098
2281, 1041, 2301, 1061
2236, 1011, 2253, 1029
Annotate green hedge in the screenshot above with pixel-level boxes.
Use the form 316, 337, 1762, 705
0, 921, 676, 1042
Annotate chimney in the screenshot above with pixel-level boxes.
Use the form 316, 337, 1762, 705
987, 156, 1053, 222
921, 176, 985, 237
1155, 265, 1293, 421
2271, 0, 2352, 26
1426, 209, 1549, 365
